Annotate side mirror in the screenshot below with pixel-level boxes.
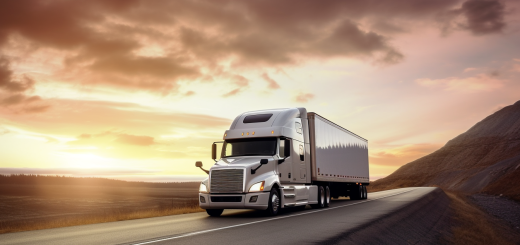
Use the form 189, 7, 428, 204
211, 143, 217, 160
260, 159, 268, 164
195, 161, 209, 174
284, 139, 291, 157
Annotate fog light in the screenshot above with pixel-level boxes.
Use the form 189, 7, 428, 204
249, 196, 258, 202
200, 196, 206, 203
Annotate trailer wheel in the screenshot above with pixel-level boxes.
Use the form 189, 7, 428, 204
324, 186, 331, 207
206, 209, 224, 217
350, 185, 362, 200
363, 186, 368, 199
311, 186, 325, 209
264, 188, 280, 216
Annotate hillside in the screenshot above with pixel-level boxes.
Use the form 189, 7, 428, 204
371, 100, 520, 202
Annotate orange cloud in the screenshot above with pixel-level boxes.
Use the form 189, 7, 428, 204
370, 144, 441, 167
116, 134, 155, 146
415, 73, 504, 92
294, 92, 315, 103
223, 74, 249, 97
261, 73, 280, 90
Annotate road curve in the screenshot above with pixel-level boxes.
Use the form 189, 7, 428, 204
0, 187, 451, 245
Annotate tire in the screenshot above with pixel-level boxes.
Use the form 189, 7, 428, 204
206, 209, 224, 217
350, 185, 362, 200
363, 186, 367, 199
311, 186, 325, 209
324, 186, 331, 207
264, 188, 281, 216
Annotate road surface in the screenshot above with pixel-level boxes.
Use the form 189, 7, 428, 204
0, 187, 451, 245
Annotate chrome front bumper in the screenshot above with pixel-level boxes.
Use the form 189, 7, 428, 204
199, 192, 270, 210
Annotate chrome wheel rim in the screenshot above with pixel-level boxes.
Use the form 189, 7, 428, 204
271, 193, 280, 212
326, 187, 330, 203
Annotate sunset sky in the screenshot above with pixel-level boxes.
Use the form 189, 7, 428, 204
1, 0, 519, 182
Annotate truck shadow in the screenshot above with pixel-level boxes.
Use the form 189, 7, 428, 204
214, 198, 359, 219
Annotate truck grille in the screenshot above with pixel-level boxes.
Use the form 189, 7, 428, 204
210, 169, 244, 193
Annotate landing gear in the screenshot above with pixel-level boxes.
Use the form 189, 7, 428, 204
206, 209, 224, 217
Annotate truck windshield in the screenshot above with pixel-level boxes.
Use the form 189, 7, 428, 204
222, 138, 277, 158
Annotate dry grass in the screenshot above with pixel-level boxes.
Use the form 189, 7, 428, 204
445, 191, 517, 245
0, 182, 203, 234
0, 203, 204, 234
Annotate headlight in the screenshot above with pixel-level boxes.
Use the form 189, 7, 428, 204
199, 179, 209, 193
249, 181, 265, 192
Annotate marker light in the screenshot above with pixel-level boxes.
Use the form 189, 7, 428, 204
247, 132, 249, 135
249, 181, 265, 192
242, 133, 244, 136
224, 134, 227, 137
271, 131, 274, 134
252, 132, 255, 135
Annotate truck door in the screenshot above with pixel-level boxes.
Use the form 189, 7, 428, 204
291, 139, 307, 183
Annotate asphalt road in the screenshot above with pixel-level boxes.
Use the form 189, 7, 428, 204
0, 187, 450, 245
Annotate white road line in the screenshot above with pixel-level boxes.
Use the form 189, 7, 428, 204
131, 189, 415, 245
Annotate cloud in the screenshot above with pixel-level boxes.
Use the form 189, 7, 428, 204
460, 0, 506, 35
0, 57, 35, 93
370, 144, 440, 166
294, 92, 315, 103
223, 74, 250, 97
116, 134, 155, 146
439, 0, 506, 36
415, 73, 504, 92
0, 0, 512, 100
261, 73, 280, 90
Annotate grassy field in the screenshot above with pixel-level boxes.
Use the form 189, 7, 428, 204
0, 175, 203, 234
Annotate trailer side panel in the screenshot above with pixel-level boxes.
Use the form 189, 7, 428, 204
308, 113, 369, 183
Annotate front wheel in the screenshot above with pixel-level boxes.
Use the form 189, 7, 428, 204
264, 188, 281, 216
206, 209, 224, 217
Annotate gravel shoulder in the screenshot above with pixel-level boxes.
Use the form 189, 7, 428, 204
471, 194, 520, 231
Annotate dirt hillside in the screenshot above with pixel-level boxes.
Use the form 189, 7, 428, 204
370, 100, 520, 202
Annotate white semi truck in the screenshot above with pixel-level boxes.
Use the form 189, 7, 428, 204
196, 108, 369, 216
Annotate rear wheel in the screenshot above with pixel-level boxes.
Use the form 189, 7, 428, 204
264, 188, 280, 216
350, 185, 362, 200
206, 209, 224, 217
311, 186, 325, 209
324, 186, 331, 207
363, 186, 368, 199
